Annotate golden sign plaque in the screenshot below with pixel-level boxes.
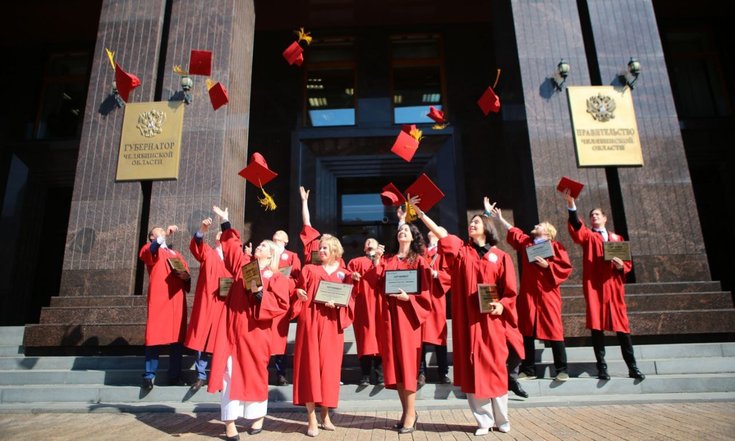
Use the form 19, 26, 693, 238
568, 86, 644, 167
116, 101, 185, 181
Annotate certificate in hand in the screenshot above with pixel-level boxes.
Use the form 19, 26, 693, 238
314, 280, 353, 307
385, 269, 419, 294
477, 283, 499, 314
241, 261, 262, 291
167, 258, 189, 279
526, 240, 554, 263
218, 277, 233, 298
603, 241, 631, 261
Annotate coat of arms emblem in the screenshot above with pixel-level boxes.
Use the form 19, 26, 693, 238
136, 109, 167, 138
586, 93, 616, 122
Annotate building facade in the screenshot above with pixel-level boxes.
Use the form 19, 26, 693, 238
1, 0, 732, 346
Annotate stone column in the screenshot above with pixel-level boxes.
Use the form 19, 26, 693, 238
585, 0, 709, 282
509, 0, 612, 281
147, 0, 255, 279
59, 0, 167, 297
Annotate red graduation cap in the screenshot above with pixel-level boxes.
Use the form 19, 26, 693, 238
477, 86, 500, 115
427, 106, 447, 125
556, 176, 584, 199
114, 63, 141, 102
238, 153, 278, 186
380, 182, 406, 207
404, 173, 445, 212
208, 81, 229, 110
283, 41, 304, 66
189, 50, 213, 76
391, 124, 423, 162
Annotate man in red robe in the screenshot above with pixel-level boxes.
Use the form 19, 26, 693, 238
348, 238, 384, 386
185, 218, 231, 391
563, 192, 645, 381
270, 229, 302, 386
138, 224, 190, 390
492, 206, 573, 383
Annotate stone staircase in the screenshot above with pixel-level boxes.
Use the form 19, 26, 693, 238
3, 323, 735, 412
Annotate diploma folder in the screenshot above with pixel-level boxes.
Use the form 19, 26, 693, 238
556, 176, 584, 199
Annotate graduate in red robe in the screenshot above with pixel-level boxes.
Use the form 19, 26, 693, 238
185, 217, 231, 391
491, 203, 573, 383
138, 224, 190, 390
347, 237, 384, 386
419, 228, 452, 385
563, 191, 645, 381
292, 235, 355, 437
412, 197, 518, 435
207, 206, 290, 439
370, 222, 432, 433
270, 229, 302, 386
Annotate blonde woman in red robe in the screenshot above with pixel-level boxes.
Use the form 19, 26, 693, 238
292, 235, 355, 437
411, 197, 519, 435
370, 222, 432, 433
207, 206, 290, 440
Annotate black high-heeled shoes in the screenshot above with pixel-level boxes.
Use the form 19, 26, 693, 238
397, 413, 418, 434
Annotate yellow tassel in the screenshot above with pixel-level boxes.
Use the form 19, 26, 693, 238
173, 65, 188, 75
431, 123, 447, 130
404, 201, 418, 223
296, 27, 313, 45
492, 68, 502, 89
409, 127, 423, 142
205, 78, 215, 90
258, 187, 277, 211
105, 48, 115, 71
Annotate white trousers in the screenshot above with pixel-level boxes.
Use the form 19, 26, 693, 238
467, 393, 510, 432
221, 356, 268, 421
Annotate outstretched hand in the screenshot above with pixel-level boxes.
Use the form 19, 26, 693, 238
562, 189, 575, 208
483, 197, 496, 215
213, 205, 229, 221
300, 186, 310, 201
244, 242, 253, 256
199, 218, 212, 233
166, 225, 179, 236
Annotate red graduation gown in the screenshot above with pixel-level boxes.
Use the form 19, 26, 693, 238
292, 264, 355, 408
139, 243, 189, 346
439, 235, 519, 399
270, 249, 302, 355
506, 227, 572, 341
300, 225, 345, 267
373, 255, 432, 392
568, 218, 632, 333
421, 246, 451, 345
206, 228, 289, 401
185, 237, 231, 353
347, 255, 382, 357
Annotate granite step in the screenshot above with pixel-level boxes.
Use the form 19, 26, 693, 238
560, 281, 723, 296
0, 327, 24, 346
562, 291, 733, 314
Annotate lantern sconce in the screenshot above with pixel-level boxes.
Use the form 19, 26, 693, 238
620, 57, 641, 89
553, 59, 570, 91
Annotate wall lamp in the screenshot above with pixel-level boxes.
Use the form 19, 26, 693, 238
620, 57, 641, 89
181, 75, 193, 104
553, 59, 570, 91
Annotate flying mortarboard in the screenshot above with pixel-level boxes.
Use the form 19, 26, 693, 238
189, 50, 213, 76
206, 79, 229, 110
283, 41, 304, 66
477, 69, 502, 116
380, 182, 406, 207
239, 153, 278, 211
106, 48, 141, 103
556, 176, 584, 199
390, 124, 423, 162
404, 173, 445, 213
427, 106, 448, 130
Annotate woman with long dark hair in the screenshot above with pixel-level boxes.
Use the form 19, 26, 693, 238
410, 197, 519, 435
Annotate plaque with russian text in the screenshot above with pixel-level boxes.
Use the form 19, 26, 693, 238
603, 241, 632, 261
314, 280, 353, 307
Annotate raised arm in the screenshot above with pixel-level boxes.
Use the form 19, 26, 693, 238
562, 190, 582, 231
486, 197, 512, 230
408, 195, 448, 239
300, 186, 311, 227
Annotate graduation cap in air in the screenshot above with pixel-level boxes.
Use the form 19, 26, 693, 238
380, 182, 406, 207
106, 48, 141, 104
381, 174, 445, 222
427, 106, 448, 130
282, 27, 312, 66
206, 79, 229, 110
556, 176, 584, 199
189, 50, 213, 76
391, 124, 423, 162
477, 69, 502, 115
239, 153, 278, 211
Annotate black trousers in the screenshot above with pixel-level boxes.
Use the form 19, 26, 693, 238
419, 343, 448, 377
520, 336, 568, 375
591, 329, 638, 371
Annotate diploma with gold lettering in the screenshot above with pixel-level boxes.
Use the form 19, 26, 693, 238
314, 280, 353, 307
526, 240, 554, 263
477, 283, 499, 313
385, 269, 419, 294
218, 277, 234, 298
167, 258, 189, 279
241, 261, 262, 291
603, 241, 631, 261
